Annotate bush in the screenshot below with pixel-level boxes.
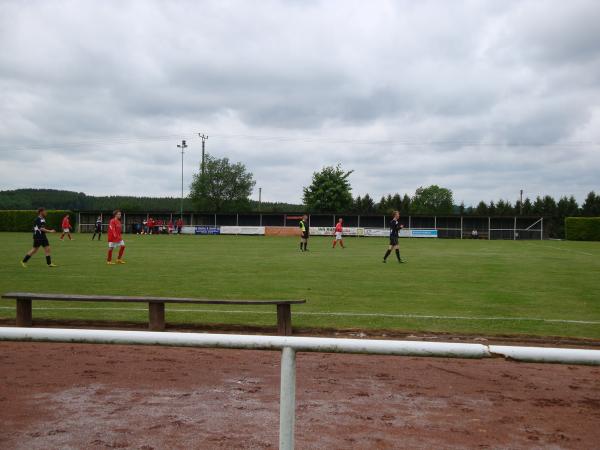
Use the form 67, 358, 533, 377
0, 210, 76, 232
565, 217, 600, 241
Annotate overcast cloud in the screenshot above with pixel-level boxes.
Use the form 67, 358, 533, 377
1, 0, 599, 205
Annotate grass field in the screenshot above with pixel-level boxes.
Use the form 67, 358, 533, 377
0, 232, 599, 339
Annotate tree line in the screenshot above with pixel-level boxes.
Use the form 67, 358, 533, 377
0, 188, 302, 213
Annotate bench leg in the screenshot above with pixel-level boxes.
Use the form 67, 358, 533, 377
149, 302, 165, 331
16, 298, 33, 327
277, 304, 292, 336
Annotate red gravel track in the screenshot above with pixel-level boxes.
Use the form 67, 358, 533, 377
0, 341, 599, 449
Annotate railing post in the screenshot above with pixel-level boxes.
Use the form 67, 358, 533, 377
279, 346, 296, 450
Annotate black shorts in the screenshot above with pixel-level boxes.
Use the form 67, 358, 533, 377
389, 236, 399, 246
33, 236, 50, 248
302, 232, 309, 239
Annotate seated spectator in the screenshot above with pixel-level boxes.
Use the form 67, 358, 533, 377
471, 229, 479, 239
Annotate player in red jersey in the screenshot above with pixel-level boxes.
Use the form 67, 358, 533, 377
107, 209, 126, 265
332, 217, 345, 248
59, 214, 73, 241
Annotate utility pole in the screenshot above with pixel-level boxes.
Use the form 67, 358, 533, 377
177, 140, 188, 220
519, 189, 523, 215
198, 133, 208, 176
258, 187, 262, 212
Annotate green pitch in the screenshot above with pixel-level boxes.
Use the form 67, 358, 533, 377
0, 232, 599, 339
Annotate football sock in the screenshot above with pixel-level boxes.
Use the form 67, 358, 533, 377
341, 241, 345, 248
23, 254, 31, 263
46, 256, 51, 265
384, 249, 391, 260
118, 246, 125, 259
107, 249, 113, 261
299, 242, 303, 251
395, 249, 401, 261
303, 242, 307, 251
333, 240, 337, 248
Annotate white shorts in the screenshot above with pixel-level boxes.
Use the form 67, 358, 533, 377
63, 228, 70, 233
335, 232, 342, 240
108, 240, 125, 248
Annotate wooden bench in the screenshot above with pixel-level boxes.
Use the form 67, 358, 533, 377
1, 292, 306, 336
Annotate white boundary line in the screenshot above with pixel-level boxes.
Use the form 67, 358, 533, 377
525, 243, 595, 257
1, 306, 598, 325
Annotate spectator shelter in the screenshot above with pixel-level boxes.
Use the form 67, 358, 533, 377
78, 212, 545, 240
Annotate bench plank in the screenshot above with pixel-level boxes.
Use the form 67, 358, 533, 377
2, 292, 305, 305
2, 292, 305, 335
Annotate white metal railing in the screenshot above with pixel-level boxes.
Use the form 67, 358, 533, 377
1, 327, 599, 449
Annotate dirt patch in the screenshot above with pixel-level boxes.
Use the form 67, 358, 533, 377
0, 342, 599, 449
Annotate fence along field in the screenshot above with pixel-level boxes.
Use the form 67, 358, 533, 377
1, 232, 599, 339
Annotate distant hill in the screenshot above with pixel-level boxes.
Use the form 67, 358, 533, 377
0, 189, 304, 213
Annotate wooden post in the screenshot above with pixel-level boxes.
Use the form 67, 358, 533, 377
277, 304, 292, 336
149, 302, 165, 331
16, 298, 32, 327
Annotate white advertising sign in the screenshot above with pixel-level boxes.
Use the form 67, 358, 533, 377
220, 226, 266, 235
309, 227, 365, 236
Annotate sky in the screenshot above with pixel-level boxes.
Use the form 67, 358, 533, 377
1, 0, 599, 206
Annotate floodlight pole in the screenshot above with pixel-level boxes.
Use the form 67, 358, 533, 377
177, 140, 188, 220
198, 133, 208, 176
519, 189, 523, 215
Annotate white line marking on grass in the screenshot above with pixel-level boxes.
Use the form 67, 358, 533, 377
527, 244, 595, 257
544, 245, 595, 257
0, 307, 598, 325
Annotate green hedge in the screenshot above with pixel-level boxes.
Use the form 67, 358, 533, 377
0, 210, 76, 232
565, 217, 600, 241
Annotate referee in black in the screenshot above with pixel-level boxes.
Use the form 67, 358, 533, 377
299, 214, 309, 251
383, 210, 405, 263
21, 207, 57, 267
92, 215, 103, 240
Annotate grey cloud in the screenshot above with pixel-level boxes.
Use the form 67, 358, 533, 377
1, 0, 599, 205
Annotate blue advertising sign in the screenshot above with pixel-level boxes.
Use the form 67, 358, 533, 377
410, 229, 438, 238
195, 226, 220, 235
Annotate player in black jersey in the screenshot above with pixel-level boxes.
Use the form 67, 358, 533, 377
21, 207, 57, 267
92, 215, 103, 240
383, 210, 405, 263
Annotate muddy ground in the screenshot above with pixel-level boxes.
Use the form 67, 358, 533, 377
1, 340, 599, 449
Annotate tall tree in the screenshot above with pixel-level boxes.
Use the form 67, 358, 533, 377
411, 185, 454, 214
475, 201, 488, 215
557, 196, 579, 218
360, 194, 376, 213
189, 153, 256, 212
495, 199, 514, 216
522, 198, 533, 215
582, 191, 600, 216
400, 194, 411, 214
303, 165, 353, 212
